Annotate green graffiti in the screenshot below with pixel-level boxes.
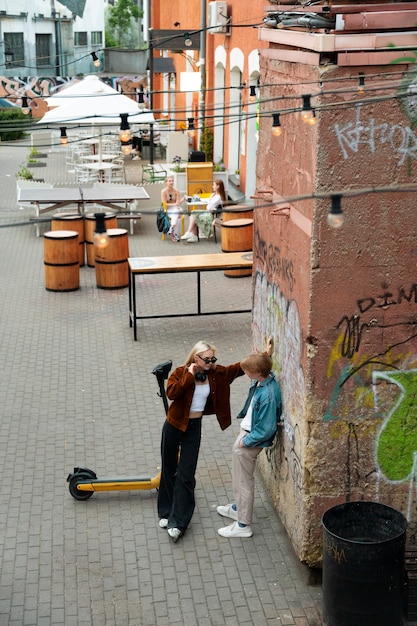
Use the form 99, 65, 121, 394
375, 370, 417, 482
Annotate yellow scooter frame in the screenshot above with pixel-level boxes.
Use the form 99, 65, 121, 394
66, 361, 172, 501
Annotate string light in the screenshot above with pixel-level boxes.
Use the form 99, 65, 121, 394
93, 213, 109, 249
301, 95, 314, 123
249, 85, 257, 102
271, 113, 282, 137
307, 109, 317, 126
119, 113, 131, 142
184, 33, 193, 47
91, 51, 101, 68
59, 127, 68, 146
21, 96, 30, 115
187, 117, 196, 138
327, 195, 344, 229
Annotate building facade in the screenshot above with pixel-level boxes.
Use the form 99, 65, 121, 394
0, 0, 105, 78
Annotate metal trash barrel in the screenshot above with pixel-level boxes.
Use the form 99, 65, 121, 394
322, 501, 407, 626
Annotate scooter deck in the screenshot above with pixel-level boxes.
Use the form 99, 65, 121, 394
76, 474, 161, 492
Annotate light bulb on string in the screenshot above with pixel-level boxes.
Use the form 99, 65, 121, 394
249, 85, 257, 102
187, 117, 196, 138
91, 51, 100, 68
93, 213, 109, 249
60, 127, 68, 146
358, 73, 365, 96
121, 141, 132, 155
184, 33, 193, 47
21, 95, 30, 115
301, 94, 314, 123
327, 195, 344, 229
271, 113, 282, 137
307, 110, 317, 126
119, 113, 132, 142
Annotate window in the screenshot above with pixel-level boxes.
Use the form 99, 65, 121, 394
91, 32, 102, 45
4, 32, 24, 68
36, 34, 52, 66
74, 32, 87, 46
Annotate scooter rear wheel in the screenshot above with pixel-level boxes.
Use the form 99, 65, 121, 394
68, 471, 95, 500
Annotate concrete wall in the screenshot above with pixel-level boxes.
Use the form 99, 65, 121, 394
254, 55, 417, 566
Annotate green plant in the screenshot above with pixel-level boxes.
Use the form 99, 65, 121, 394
199, 126, 214, 162
214, 158, 226, 172
0, 108, 31, 141
16, 164, 34, 180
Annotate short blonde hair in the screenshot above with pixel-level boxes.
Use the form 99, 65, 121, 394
184, 340, 217, 366
240, 352, 272, 378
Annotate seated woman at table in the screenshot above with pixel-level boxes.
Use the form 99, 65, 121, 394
161, 177, 185, 243
181, 180, 226, 243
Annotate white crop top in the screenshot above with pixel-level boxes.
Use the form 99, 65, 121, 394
190, 382, 210, 412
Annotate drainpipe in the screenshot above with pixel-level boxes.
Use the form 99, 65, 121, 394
199, 0, 206, 127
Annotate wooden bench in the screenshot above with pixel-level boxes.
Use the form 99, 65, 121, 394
128, 251, 253, 340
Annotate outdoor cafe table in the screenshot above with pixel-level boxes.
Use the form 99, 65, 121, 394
128, 251, 253, 340
80, 153, 119, 161
18, 185, 150, 224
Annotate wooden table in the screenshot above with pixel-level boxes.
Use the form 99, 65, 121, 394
128, 252, 253, 340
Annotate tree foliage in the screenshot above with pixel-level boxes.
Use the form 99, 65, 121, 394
0, 108, 31, 141
107, 0, 142, 47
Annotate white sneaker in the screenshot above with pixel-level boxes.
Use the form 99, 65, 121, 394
218, 521, 253, 538
181, 232, 192, 240
158, 518, 168, 528
167, 527, 183, 542
187, 234, 199, 243
217, 504, 238, 521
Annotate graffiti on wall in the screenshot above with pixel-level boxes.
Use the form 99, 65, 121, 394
253, 268, 306, 505
333, 105, 417, 166
325, 278, 417, 514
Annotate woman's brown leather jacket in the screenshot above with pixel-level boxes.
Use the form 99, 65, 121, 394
166, 363, 244, 432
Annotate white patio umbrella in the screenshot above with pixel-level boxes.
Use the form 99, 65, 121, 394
39, 75, 155, 158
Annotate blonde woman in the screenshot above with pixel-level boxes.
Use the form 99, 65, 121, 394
158, 340, 244, 542
161, 176, 185, 242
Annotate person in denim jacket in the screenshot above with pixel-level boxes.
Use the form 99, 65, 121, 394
217, 338, 282, 538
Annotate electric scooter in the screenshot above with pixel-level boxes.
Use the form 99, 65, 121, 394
66, 360, 172, 501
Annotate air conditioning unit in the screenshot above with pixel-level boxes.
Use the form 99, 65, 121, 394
208, 1, 230, 34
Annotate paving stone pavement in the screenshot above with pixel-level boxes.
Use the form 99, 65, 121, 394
0, 141, 323, 625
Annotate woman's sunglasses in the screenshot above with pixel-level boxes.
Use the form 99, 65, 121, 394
197, 354, 217, 364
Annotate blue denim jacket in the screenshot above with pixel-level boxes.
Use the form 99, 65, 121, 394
237, 372, 282, 448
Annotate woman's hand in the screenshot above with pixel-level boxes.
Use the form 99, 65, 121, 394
188, 363, 198, 376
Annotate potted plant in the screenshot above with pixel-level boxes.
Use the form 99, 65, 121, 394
172, 155, 185, 172
16, 164, 34, 180
27, 147, 47, 167
199, 126, 214, 162
214, 158, 226, 172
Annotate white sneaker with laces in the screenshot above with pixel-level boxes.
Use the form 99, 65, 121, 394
218, 521, 253, 538
187, 234, 199, 243
217, 504, 238, 521
158, 518, 168, 528
181, 232, 192, 240
167, 527, 183, 542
